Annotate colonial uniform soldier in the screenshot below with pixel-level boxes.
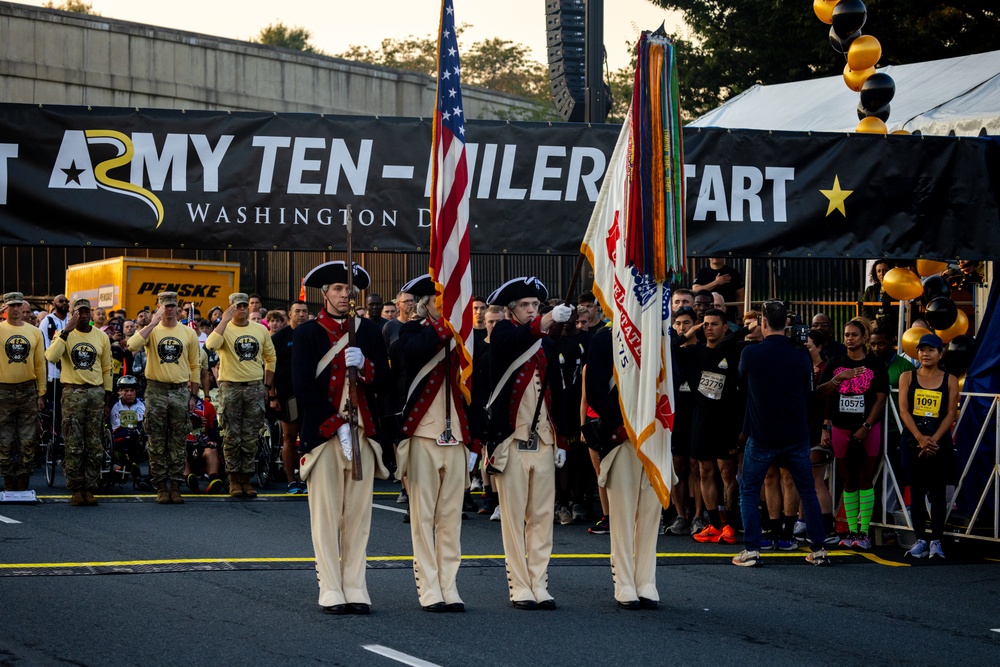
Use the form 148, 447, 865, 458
586, 326, 660, 610
205, 292, 277, 498
291, 261, 390, 615
0, 292, 46, 491
396, 275, 471, 612
44, 298, 113, 506
484, 277, 572, 610
127, 292, 201, 504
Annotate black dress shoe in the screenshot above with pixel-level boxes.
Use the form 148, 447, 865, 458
537, 599, 557, 611
445, 602, 465, 613
422, 602, 447, 613
347, 602, 370, 615
511, 599, 537, 610
638, 597, 659, 610
617, 600, 641, 610
323, 604, 348, 615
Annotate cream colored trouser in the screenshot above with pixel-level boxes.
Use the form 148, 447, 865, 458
306, 438, 376, 607
603, 442, 661, 603
406, 435, 467, 607
493, 438, 555, 603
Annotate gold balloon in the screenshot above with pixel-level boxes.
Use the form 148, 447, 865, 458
856, 117, 888, 134
847, 35, 882, 71
901, 327, 932, 359
891, 130, 911, 135
936, 309, 969, 344
844, 64, 876, 93
958, 374, 966, 394
916, 259, 948, 276
814, 0, 838, 24
882, 267, 924, 300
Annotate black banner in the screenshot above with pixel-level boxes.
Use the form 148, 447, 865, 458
0, 104, 996, 258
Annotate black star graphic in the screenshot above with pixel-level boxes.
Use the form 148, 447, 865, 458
62, 161, 85, 185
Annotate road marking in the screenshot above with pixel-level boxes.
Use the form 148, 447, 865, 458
991, 628, 1000, 634
372, 503, 408, 515
363, 645, 441, 667
0, 514, 22, 524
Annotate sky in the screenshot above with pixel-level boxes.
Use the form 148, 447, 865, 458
21, 0, 682, 72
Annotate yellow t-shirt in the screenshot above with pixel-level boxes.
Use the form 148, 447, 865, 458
204, 322, 276, 382
127, 323, 200, 385
44, 327, 113, 390
0, 321, 47, 396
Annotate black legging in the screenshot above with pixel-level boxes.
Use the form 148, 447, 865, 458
907, 445, 952, 542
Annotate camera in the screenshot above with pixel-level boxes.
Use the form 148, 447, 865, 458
784, 314, 809, 347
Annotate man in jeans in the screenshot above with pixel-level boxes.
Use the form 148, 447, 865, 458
734, 300, 829, 567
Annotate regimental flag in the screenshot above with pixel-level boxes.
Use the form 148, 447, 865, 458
581, 34, 686, 508
428, 0, 474, 401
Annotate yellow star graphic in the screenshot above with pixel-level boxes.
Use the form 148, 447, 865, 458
820, 176, 853, 217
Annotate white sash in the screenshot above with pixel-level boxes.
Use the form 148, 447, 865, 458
405, 345, 447, 405
485, 340, 542, 411
315, 335, 351, 379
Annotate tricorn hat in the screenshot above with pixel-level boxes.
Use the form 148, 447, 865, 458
487, 276, 548, 306
400, 274, 436, 299
302, 261, 371, 290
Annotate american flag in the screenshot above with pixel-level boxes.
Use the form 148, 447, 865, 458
429, 0, 473, 401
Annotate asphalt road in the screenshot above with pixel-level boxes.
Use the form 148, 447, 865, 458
1, 476, 998, 667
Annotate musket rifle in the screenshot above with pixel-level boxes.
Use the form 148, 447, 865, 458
345, 205, 363, 481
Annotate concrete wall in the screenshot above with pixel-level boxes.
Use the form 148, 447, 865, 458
0, 1, 537, 119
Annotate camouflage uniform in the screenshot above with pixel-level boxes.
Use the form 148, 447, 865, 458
0, 380, 38, 479
62, 385, 106, 491
144, 381, 190, 485
218, 382, 265, 474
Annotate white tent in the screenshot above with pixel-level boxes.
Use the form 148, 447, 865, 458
690, 50, 1000, 136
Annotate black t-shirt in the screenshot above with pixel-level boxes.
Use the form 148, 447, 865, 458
819, 353, 890, 430
694, 264, 743, 309
675, 332, 748, 441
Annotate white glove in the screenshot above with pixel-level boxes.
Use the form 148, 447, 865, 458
551, 304, 574, 323
554, 448, 566, 469
344, 346, 365, 369
468, 451, 478, 473
337, 423, 353, 461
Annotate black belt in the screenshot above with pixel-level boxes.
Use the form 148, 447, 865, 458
220, 380, 262, 387
0, 380, 37, 390
62, 383, 102, 390
147, 379, 186, 389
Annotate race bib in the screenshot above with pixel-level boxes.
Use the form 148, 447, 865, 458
119, 410, 139, 428
698, 371, 726, 400
839, 394, 865, 414
912, 389, 942, 418
679, 381, 691, 393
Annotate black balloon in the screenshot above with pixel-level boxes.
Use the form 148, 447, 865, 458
857, 101, 890, 122
924, 297, 959, 331
832, 0, 867, 40
861, 73, 895, 110
830, 26, 861, 54
945, 335, 977, 374
921, 275, 951, 304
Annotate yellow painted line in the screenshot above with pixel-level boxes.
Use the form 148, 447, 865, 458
0, 550, 891, 570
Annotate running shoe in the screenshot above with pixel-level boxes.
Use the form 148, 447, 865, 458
693, 525, 723, 543
478, 497, 494, 515
205, 478, 224, 494
719, 524, 737, 545
905, 539, 929, 558
759, 533, 776, 551
186, 473, 201, 493
556, 505, 573, 526
490, 506, 502, 522
469, 477, 483, 492
689, 516, 708, 536
287, 481, 301, 494
571, 503, 587, 522
776, 537, 798, 551
839, 533, 857, 548
853, 532, 872, 550
824, 532, 841, 546
732, 549, 761, 567
396, 489, 409, 504
806, 548, 830, 566
664, 515, 690, 536
928, 540, 946, 559
793, 520, 808, 541
588, 516, 610, 535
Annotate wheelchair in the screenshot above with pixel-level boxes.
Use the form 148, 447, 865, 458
255, 417, 282, 489
36, 399, 62, 488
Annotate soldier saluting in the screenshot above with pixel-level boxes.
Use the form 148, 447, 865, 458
0, 292, 46, 491
127, 291, 201, 504
44, 298, 112, 506
292, 261, 389, 616
484, 277, 573, 610
396, 275, 472, 612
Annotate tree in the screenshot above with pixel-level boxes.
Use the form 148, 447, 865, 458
647, 0, 1000, 118
43, 0, 99, 14
336, 26, 557, 120
254, 22, 320, 54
